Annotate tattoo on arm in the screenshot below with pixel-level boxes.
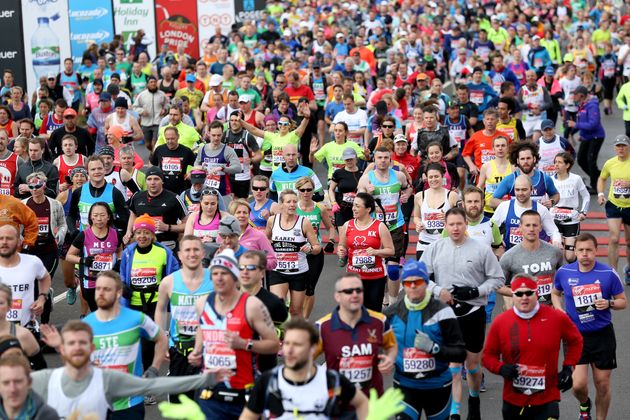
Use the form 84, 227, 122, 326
260, 304, 274, 330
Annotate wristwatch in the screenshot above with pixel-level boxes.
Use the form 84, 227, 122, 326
609, 299, 615, 309
246, 339, 254, 351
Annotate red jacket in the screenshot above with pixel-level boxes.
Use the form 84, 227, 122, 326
482, 305, 583, 407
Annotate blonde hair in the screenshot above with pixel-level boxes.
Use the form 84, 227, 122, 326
295, 176, 314, 190
229, 198, 250, 215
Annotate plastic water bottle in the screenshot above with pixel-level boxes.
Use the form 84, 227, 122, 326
31, 17, 61, 80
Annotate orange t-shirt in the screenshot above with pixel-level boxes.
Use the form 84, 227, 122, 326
462, 130, 510, 169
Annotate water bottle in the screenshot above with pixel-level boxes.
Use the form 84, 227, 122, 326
31, 17, 61, 80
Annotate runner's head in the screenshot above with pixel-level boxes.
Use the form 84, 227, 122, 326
251, 175, 270, 199
482, 108, 498, 131
88, 202, 114, 229
282, 143, 298, 168
574, 233, 597, 269
26, 171, 47, 197
208, 121, 223, 146
520, 210, 542, 244
95, 271, 123, 311
510, 274, 538, 313
218, 215, 241, 252
164, 126, 179, 149
553, 151, 574, 175
60, 321, 95, 369
280, 189, 298, 215
0, 225, 21, 259
145, 166, 165, 196
229, 198, 251, 231
0, 355, 32, 414
426, 142, 443, 163
61, 134, 78, 156
0, 335, 24, 359
613, 134, 629, 159
513, 175, 533, 204
509, 142, 540, 174
238, 250, 266, 289
210, 248, 240, 293
492, 135, 509, 158
282, 318, 318, 371
0, 284, 13, 322
178, 235, 204, 270
425, 162, 445, 189
296, 177, 315, 201
373, 146, 391, 170
133, 214, 156, 247
462, 186, 484, 220
334, 273, 363, 313
444, 207, 467, 243
86, 155, 105, 184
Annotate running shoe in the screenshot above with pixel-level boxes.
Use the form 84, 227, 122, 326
144, 395, 157, 405
66, 287, 77, 305
466, 396, 481, 420
480, 373, 486, 392
578, 398, 592, 420
624, 265, 630, 286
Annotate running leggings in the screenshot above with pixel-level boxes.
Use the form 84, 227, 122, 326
305, 252, 325, 296
362, 277, 387, 312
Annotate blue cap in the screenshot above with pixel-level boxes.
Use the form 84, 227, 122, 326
99, 92, 112, 102
185, 74, 196, 83
541, 119, 554, 130
544, 66, 555, 76
401, 259, 429, 282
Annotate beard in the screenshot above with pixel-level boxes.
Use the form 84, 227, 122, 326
465, 207, 482, 220
96, 297, 116, 310
148, 86, 158, 93
64, 351, 91, 369
0, 244, 18, 258
285, 355, 310, 371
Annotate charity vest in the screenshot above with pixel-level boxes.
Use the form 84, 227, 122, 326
496, 117, 519, 143
81, 227, 118, 289
169, 269, 213, 348
368, 169, 404, 230
129, 245, 167, 306
346, 218, 386, 280
0, 152, 18, 195
484, 160, 513, 214
78, 183, 115, 230
271, 214, 308, 274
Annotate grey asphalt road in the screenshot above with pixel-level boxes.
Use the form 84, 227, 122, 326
43, 109, 629, 419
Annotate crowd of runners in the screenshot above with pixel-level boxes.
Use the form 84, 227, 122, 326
1, 0, 630, 419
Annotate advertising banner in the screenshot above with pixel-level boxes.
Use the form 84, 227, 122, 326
197, 0, 235, 56
113, 0, 157, 59
68, 0, 115, 67
234, 0, 265, 25
0, 1, 26, 90
155, 0, 199, 58
21, 0, 72, 95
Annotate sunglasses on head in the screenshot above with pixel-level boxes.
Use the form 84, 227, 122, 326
337, 287, 363, 295
252, 186, 267, 191
298, 188, 313, 192
201, 188, 219, 196
239, 264, 263, 271
513, 290, 535, 297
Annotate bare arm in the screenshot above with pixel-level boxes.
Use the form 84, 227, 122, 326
246, 298, 281, 355
320, 205, 337, 241
150, 330, 168, 370
130, 117, 144, 141
240, 117, 265, 138
153, 276, 172, 332
303, 218, 322, 255
183, 212, 197, 235
551, 288, 565, 312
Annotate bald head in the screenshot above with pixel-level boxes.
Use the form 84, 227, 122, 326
514, 174, 532, 189
0, 224, 19, 238
282, 143, 299, 168
514, 175, 532, 204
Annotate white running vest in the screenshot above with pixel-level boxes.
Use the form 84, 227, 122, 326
47, 367, 110, 419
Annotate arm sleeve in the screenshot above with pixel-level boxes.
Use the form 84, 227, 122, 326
104, 370, 215, 401
492, 175, 512, 199
516, 119, 526, 142
576, 177, 590, 214
544, 174, 559, 196
45, 166, 59, 198
478, 247, 505, 296
539, 207, 562, 243
575, 104, 601, 131
481, 321, 504, 374
112, 188, 130, 231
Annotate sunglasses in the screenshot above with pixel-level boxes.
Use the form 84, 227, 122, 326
381, 124, 394, 128
28, 182, 45, 190
201, 188, 219, 196
403, 279, 426, 288
337, 287, 363, 295
277, 121, 290, 126
513, 290, 535, 297
298, 188, 313, 192
239, 264, 263, 271
252, 186, 267, 191
64, 116, 75, 119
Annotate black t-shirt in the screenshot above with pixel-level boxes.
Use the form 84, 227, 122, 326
415, 126, 453, 161
222, 129, 259, 181
49, 126, 94, 158
246, 366, 357, 416
150, 144, 196, 194
331, 168, 363, 209
129, 189, 187, 244
255, 287, 288, 373
25, 197, 55, 249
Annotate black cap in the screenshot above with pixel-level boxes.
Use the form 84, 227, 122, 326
93, 78, 103, 86
573, 86, 588, 96
114, 97, 128, 109
145, 166, 164, 180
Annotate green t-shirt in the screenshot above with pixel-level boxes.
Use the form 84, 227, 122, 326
261, 131, 300, 172
313, 141, 365, 179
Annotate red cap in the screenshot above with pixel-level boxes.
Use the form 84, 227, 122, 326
511, 276, 538, 292
63, 108, 77, 117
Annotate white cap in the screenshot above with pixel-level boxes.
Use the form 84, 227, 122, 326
209, 74, 223, 87
238, 94, 251, 103
283, 29, 292, 37
336, 33, 344, 39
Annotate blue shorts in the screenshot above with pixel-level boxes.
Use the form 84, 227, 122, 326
605, 201, 630, 226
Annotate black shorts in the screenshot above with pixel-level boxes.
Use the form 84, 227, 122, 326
454, 154, 467, 169
554, 221, 580, 237
268, 270, 307, 292
456, 306, 486, 353
315, 105, 325, 121
394, 382, 452, 420
230, 179, 251, 199
605, 201, 630, 226
502, 400, 559, 420
578, 324, 617, 370
387, 226, 405, 262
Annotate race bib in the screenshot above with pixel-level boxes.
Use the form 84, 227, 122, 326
277, 252, 299, 272
272, 149, 285, 164
342, 192, 356, 204
603, 64, 615, 78
351, 251, 375, 268
402, 348, 436, 373
449, 129, 466, 146
509, 227, 523, 245
202, 330, 237, 371
423, 212, 444, 233
162, 157, 182, 173
536, 275, 553, 302
612, 180, 630, 198
480, 149, 495, 164
572, 284, 602, 312
340, 355, 373, 383
550, 207, 574, 222
376, 204, 398, 222
541, 164, 556, 177
172, 305, 199, 336
0, 187, 10, 195
130, 267, 158, 287
37, 217, 50, 235
470, 91, 484, 105
91, 254, 113, 271
6, 299, 22, 322
513, 364, 545, 395
205, 174, 221, 189
235, 157, 251, 181
153, 216, 164, 234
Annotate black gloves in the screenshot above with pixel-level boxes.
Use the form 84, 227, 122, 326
121, 136, 134, 144
499, 364, 519, 380
82, 256, 95, 267
143, 366, 159, 378
557, 366, 573, 392
452, 285, 480, 301
324, 241, 335, 253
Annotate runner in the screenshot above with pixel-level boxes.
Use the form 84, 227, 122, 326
52, 134, 86, 187
552, 233, 627, 420
329, 148, 364, 230
150, 126, 196, 195
0, 129, 22, 196
384, 259, 466, 420
536, 119, 575, 178
266, 189, 321, 317
195, 121, 242, 197
227, 200, 276, 269
483, 274, 583, 420
248, 175, 280, 231
221, 111, 262, 199
269, 144, 324, 199
189, 249, 280, 419
183, 188, 224, 244
310, 122, 366, 180
0, 284, 40, 359
477, 135, 513, 217
420, 207, 505, 420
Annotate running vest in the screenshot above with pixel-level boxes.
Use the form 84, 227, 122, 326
538, 136, 564, 177
2, 256, 37, 326
249, 199, 274, 230
128, 244, 167, 306
105, 168, 126, 196
271, 214, 308, 274
192, 210, 220, 241
444, 114, 467, 149
484, 160, 513, 214
59, 71, 80, 102
418, 189, 451, 249
223, 131, 253, 182
169, 269, 213, 348
78, 183, 115, 230
496, 117, 519, 142
297, 202, 323, 241
200, 292, 255, 389
467, 217, 496, 247
81, 227, 118, 289
368, 169, 404, 230
521, 84, 546, 121
346, 218, 386, 280
44, 114, 64, 135
86, 307, 159, 410
47, 367, 110, 419
110, 113, 133, 136
508, 171, 549, 202
58, 154, 85, 184
0, 152, 18, 195
502, 200, 549, 249
199, 144, 230, 195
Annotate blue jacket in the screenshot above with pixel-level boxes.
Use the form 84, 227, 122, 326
575, 97, 605, 140
488, 67, 521, 93
528, 47, 552, 71
119, 241, 180, 307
